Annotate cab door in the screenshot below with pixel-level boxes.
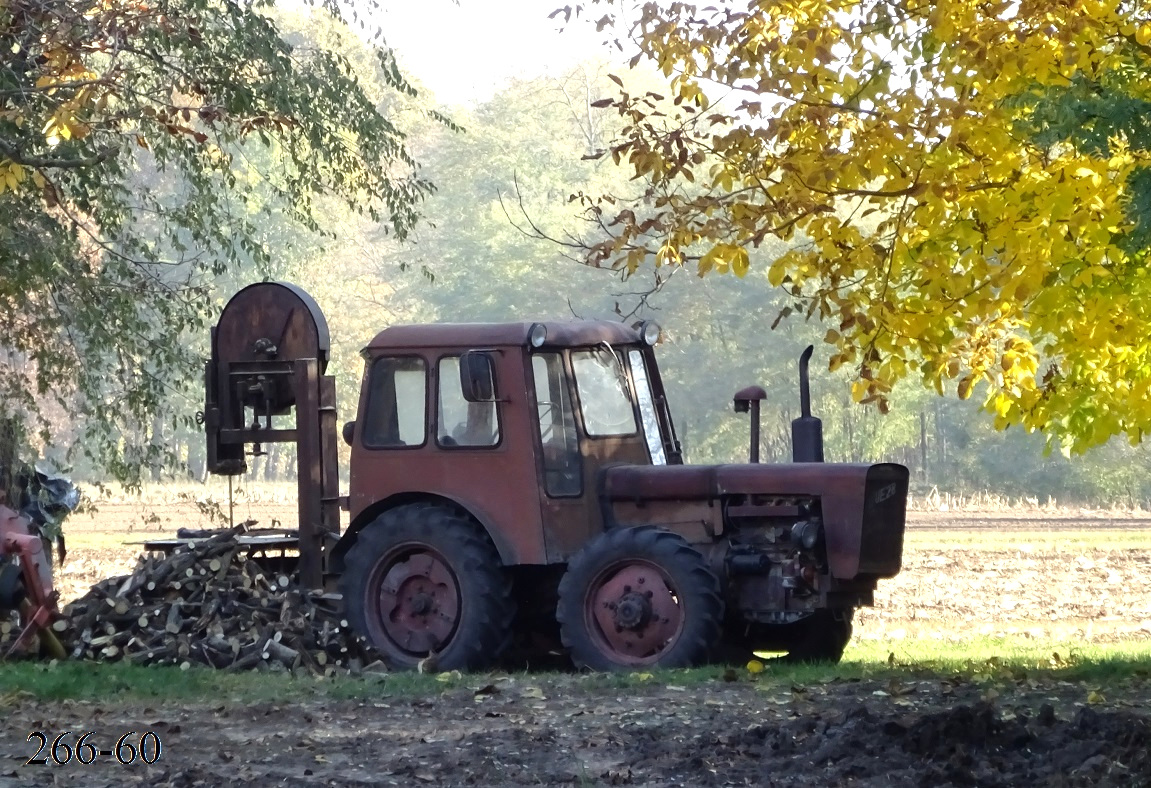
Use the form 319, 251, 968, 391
531, 349, 651, 561
530, 352, 588, 561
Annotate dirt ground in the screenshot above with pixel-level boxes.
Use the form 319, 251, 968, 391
2, 506, 1148, 786
2, 670, 1148, 786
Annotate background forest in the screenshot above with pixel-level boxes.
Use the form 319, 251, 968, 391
16, 7, 1151, 507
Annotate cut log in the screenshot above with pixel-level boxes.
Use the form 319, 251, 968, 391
56, 528, 383, 675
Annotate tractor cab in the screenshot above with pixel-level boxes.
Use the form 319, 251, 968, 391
342, 320, 676, 567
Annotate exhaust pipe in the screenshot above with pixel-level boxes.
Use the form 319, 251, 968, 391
791, 346, 824, 462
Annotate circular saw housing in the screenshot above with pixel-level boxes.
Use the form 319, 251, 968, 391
214, 282, 330, 414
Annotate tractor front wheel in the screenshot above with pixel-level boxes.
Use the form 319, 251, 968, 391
557, 527, 722, 671
340, 504, 515, 672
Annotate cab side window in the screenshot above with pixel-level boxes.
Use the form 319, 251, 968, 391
532, 353, 581, 496
362, 356, 427, 448
438, 356, 500, 447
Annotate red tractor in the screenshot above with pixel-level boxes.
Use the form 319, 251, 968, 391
0, 507, 60, 658
0, 463, 75, 659
201, 282, 908, 671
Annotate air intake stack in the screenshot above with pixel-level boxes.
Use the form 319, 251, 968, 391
791, 345, 824, 463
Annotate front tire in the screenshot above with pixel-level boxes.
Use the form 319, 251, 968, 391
557, 527, 723, 671
340, 503, 515, 671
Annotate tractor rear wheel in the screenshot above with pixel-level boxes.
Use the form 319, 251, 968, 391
557, 527, 722, 671
340, 503, 515, 672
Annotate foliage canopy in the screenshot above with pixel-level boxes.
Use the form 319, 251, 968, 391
0, 0, 430, 478
566, 0, 1151, 453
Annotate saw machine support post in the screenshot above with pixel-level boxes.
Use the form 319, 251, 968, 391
202, 283, 340, 590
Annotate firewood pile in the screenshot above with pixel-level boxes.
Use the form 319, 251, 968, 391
53, 526, 385, 674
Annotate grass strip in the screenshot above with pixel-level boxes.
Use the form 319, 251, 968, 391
2, 637, 1146, 704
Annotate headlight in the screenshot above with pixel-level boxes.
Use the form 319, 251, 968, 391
790, 520, 821, 550
639, 320, 661, 346
529, 322, 547, 348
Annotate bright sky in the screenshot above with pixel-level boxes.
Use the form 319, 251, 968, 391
374, 1, 609, 106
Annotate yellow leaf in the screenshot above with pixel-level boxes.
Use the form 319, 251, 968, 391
731, 246, 750, 278
746, 659, 764, 674
1087, 690, 1105, 704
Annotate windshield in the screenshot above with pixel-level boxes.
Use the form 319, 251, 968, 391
571, 348, 637, 437
628, 349, 666, 464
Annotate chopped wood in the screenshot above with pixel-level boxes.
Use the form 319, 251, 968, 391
53, 527, 382, 674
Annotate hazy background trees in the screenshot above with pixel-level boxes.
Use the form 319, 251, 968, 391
6, 2, 1151, 506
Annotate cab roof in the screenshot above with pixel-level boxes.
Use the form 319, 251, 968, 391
366, 320, 645, 350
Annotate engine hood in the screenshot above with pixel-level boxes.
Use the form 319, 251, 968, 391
601, 462, 909, 579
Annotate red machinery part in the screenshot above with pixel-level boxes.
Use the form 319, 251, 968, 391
0, 504, 63, 658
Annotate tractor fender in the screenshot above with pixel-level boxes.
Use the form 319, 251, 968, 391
329, 491, 518, 574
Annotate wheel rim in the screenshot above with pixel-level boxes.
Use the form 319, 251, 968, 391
584, 559, 684, 666
365, 545, 460, 656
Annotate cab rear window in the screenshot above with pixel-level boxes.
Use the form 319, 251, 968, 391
362, 356, 427, 448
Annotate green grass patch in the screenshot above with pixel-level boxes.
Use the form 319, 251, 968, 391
3, 636, 1147, 704
0, 660, 421, 703
844, 636, 1151, 682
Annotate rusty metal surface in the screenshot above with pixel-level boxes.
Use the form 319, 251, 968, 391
370, 549, 460, 655
542, 436, 650, 562
602, 462, 895, 499
348, 342, 551, 565
349, 335, 663, 566
602, 462, 909, 580
215, 281, 330, 368
368, 321, 643, 351
606, 499, 719, 542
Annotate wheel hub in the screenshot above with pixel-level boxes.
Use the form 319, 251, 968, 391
408, 591, 434, 616
371, 550, 460, 655
613, 591, 652, 630
588, 561, 682, 663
